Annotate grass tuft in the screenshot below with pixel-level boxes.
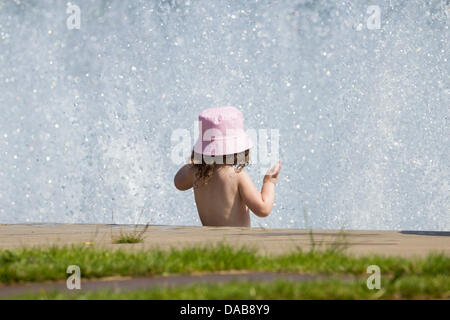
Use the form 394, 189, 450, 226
112, 223, 150, 244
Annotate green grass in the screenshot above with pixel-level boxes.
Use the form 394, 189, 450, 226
10, 276, 450, 300
0, 244, 448, 284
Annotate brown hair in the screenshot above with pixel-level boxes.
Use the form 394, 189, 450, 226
190, 149, 250, 188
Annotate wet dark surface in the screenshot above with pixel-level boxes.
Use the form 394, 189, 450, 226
0, 272, 352, 299
401, 231, 450, 237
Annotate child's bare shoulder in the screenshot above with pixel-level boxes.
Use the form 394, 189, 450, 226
234, 167, 251, 183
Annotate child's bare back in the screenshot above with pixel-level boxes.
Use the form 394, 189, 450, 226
173, 106, 281, 227
194, 165, 250, 227
174, 161, 281, 227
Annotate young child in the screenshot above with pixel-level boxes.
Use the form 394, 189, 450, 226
174, 106, 281, 227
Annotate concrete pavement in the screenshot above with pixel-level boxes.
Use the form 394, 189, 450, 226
0, 224, 448, 257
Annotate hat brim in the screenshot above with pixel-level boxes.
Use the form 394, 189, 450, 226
193, 133, 253, 156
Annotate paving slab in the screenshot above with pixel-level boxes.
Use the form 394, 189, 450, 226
0, 224, 449, 257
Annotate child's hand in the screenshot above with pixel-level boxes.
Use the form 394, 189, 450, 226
263, 161, 282, 185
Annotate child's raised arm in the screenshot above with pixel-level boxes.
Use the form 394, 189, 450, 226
238, 161, 281, 217
174, 164, 194, 191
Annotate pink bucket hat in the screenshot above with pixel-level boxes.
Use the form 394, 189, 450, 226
193, 106, 253, 156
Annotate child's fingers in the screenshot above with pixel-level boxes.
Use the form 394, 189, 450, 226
267, 163, 281, 176
274, 161, 281, 173
274, 163, 282, 177
274, 166, 281, 178
266, 161, 281, 176
272, 161, 280, 168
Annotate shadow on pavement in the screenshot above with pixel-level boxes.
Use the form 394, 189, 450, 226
401, 231, 450, 237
